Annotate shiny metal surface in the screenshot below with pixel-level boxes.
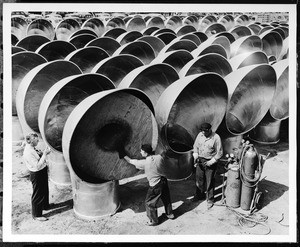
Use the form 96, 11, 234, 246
102, 27, 126, 39
12, 34, 19, 46
16, 35, 50, 52
85, 36, 120, 56
224, 64, 277, 135
229, 51, 268, 71
69, 28, 98, 39
55, 18, 81, 41
12, 51, 47, 116
218, 15, 235, 31
81, 18, 105, 37
137, 35, 165, 56
235, 14, 250, 26
177, 33, 201, 46
113, 40, 155, 65
179, 53, 232, 78
192, 43, 227, 59
155, 32, 177, 45
65, 47, 109, 73
159, 39, 198, 54
258, 26, 274, 35
270, 59, 289, 120
116, 30, 143, 45
105, 17, 126, 30
11, 17, 28, 41
175, 25, 197, 37
260, 30, 283, 59
15, 60, 82, 136
12, 46, 26, 54
62, 88, 157, 181
91, 54, 143, 87
247, 23, 262, 35
230, 35, 262, 58
146, 16, 165, 29
118, 63, 179, 107
182, 15, 199, 29
26, 18, 55, 40
154, 73, 228, 179
192, 31, 208, 43
141, 26, 159, 36
68, 33, 96, 49
214, 32, 235, 43
203, 23, 226, 37
165, 16, 183, 31
198, 15, 217, 31
151, 28, 176, 36
36, 40, 76, 61
229, 25, 252, 40
278, 37, 289, 60
151, 49, 193, 73
126, 17, 146, 32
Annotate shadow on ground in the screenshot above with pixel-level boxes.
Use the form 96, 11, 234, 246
43, 199, 73, 217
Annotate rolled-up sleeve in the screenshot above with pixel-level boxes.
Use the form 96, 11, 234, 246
129, 159, 147, 170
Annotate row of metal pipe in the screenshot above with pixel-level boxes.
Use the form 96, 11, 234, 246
11, 13, 289, 218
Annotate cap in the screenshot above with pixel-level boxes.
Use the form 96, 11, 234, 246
200, 122, 212, 131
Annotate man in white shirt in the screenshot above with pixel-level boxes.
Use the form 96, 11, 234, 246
23, 133, 51, 221
124, 144, 175, 226
192, 123, 223, 209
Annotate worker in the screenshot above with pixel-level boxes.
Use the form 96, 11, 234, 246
23, 133, 51, 221
191, 123, 223, 209
123, 144, 175, 226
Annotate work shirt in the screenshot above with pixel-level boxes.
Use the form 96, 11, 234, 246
193, 132, 223, 161
129, 154, 163, 187
23, 144, 47, 172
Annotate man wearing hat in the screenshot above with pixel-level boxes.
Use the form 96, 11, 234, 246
192, 123, 223, 209
124, 144, 175, 226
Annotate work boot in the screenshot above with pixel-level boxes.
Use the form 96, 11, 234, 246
191, 193, 205, 202
166, 213, 175, 219
207, 201, 214, 209
145, 220, 159, 226
33, 216, 48, 221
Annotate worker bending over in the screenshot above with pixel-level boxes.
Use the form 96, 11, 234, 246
124, 144, 175, 226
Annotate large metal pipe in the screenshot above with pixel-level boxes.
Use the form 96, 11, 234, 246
203, 23, 226, 37
91, 54, 143, 87
229, 25, 252, 40
214, 32, 236, 43
69, 28, 98, 39
12, 51, 47, 116
159, 39, 197, 54
247, 23, 262, 35
151, 49, 193, 73
68, 33, 96, 49
182, 15, 199, 29
177, 33, 201, 46
85, 37, 121, 56
146, 16, 165, 29
38, 73, 115, 185
175, 25, 197, 37
113, 40, 155, 65
81, 18, 105, 37
198, 15, 217, 32
16, 35, 50, 52
260, 30, 283, 59
26, 18, 55, 40
154, 32, 177, 45
137, 35, 165, 56
65, 47, 109, 73
223, 64, 277, 136
105, 17, 126, 30
11, 17, 28, 41
102, 27, 126, 39
192, 43, 227, 59
141, 26, 159, 36
126, 17, 146, 32
118, 63, 179, 107
248, 59, 289, 144
55, 18, 81, 41
165, 16, 183, 31
179, 53, 232, 78
229, 51, 269, 71
36, 40, 76, 61
62, 88, 157, 182
116, 31, 143, 45
230, 35, 262, 58
15, 60, 82, 136
218, 15, 235, 31
155, 73, 228, 179
151, 28, 176, 36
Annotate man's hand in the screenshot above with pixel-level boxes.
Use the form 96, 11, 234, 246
205, 158, 216, 166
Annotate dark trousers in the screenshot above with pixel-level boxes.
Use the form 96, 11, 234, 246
195, 158, 217, 203
30, 166, 49, 217
145, 177, 173, 223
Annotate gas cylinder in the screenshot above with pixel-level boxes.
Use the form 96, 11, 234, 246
240, 145, 259, 210
225, 162, 241, 208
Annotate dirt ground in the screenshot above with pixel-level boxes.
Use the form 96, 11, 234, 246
3, 120, 293, 242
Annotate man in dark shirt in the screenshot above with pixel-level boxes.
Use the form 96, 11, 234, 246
192, 123, 223, 209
